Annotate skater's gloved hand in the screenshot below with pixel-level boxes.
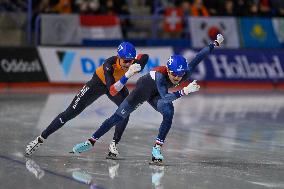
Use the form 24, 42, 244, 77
183, 80, 200, 95
214, 34, 224, 46
125, 63, 141, 78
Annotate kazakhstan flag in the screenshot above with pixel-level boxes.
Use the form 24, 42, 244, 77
240, 18, 281, 48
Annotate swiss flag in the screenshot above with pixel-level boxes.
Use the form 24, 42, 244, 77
164, 8, 184, 32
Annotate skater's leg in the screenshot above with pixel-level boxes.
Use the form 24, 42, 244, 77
106, 87, 130, 157
72, 77, 150, 154
26, 84, 104, 155
156, 101, 174, 145
106, 87, 130, 144
92, 100, 135, 140
72, 100, 135, 154
41, 84, 103, 139
148, 97, 174, 145
148, 97, 174, 163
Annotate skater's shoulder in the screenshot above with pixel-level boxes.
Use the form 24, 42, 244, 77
152, 66, 167, 74
104, 56, 118, 64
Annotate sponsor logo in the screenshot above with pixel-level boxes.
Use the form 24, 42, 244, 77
167, 57, 173, 65
56, 51, 76, 76
121, 109, 126, 115
176, 65, 185, 72
72, 85, 90, 109
209, 55, 284, 79
40, 47, 172, 82
117, 45, 123, 52
56, 50, 163, 77
59, 118, 64, 124
0, 59, 42, 73
56, 50, 105, 76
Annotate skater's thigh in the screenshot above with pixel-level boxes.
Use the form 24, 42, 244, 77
66, 84, 106, 114
126, 81, 151, 108
147, 95, 161, 111
148, 96, 174, 114
115, 87, 147, 118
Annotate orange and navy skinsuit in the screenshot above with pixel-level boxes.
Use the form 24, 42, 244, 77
41, 54, 148, 144
94, 54, 147, 96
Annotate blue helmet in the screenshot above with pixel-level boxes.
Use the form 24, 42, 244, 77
166, 55, 188, 76
117, 42, 136, 60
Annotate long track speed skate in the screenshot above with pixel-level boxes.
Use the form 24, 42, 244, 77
149, 145, 164, 166
106, 141, 119, 160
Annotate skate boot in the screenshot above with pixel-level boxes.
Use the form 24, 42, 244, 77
25, 136, 44, 156
106, 141, 119, 159
72, 140, 93, 154
150, 145, 164, 166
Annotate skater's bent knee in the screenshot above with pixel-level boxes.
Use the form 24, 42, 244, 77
158, 103, 174, 117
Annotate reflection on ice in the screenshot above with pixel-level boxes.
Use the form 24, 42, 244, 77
25, 158, 45, 179
150, 165, 165, 189
107, 160, 119, 179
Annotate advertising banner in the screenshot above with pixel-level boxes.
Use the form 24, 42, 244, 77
188, 17, 240, 48
180, 48, 284, 81
0, 47, 48, 82
38, 46, 173, 83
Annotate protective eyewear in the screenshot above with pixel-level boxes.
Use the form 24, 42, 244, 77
123, 59, 134, 64
169, 71, 185, 77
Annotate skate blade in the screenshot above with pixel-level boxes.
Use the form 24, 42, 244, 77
69, 151, 81, 154
106, 155, 118, 160
149, 161, 164, 166
106, 155, 126, 160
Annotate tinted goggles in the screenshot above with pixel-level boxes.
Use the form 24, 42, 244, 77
123, 59, 134, 63
169, 71, 186, 77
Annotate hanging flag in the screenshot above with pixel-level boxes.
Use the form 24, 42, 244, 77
272, 17, 284, 44
189, 17, 240, 48
239, 18, 281, 48
41, 14, 80, 45
41, 14, 122, 45
79, 15, 122, 40
164, 8, 183, 32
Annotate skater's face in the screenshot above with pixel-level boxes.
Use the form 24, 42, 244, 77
167, 69, 184, 85
119, 58, 134, 70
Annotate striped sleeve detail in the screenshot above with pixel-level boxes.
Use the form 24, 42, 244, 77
109, 75, 129, 96
155, 138, 164, 145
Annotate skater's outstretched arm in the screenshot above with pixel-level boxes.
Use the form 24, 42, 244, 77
110, 54, 149, 96
155, 73, 200, 103
185, 34, 224, 79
